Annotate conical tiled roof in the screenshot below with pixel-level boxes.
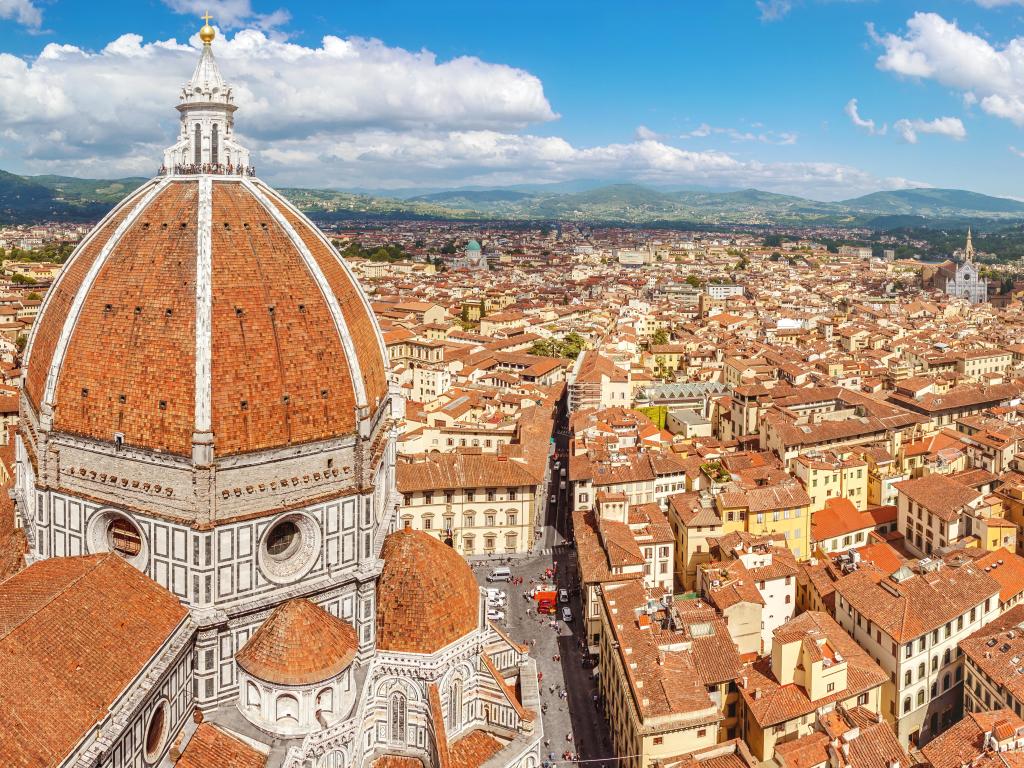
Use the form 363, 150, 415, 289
187, 42, 226, 95
376, 528, 480, 654
236, 598, 358, 686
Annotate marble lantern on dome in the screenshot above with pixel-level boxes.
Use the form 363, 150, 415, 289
8, 18, 542, 768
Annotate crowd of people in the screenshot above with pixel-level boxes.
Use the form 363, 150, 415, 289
159, 162, 256, 176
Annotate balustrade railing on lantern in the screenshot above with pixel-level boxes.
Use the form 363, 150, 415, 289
159, 163, 255, 177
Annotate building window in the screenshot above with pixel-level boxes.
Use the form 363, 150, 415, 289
108, 518, 142, 558
144, 700, 170, 762
211, 123, 219, 165
827, 683, 835, 692
857, 693, 869, 706
424, 492, 433, 505
486, 489, 496, 502
466, 490, 475, 502
507, 513, 517, 526
653, 737, 663, 745
508, 488, 517, 501
445, 491, 454, 504
697, 729, 706, 737
390, 692, 407, 743
917, 690, 926, 707
194, 123, 201, 164
464, 515, 475, 528
448, 679, 463, 731
266, 520, 301, 560
903, 697, 911, 714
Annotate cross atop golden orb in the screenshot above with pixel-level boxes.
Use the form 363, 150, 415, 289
199, 11, 215, 44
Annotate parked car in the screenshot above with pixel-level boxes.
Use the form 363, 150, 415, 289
486, 609, 505, 622
486, 588, 505, 601
558, 588, 569, 603
488, 594, 506, 608
486, 567, 512, 583
549, 494, 556, 504
561, 607, 573, 622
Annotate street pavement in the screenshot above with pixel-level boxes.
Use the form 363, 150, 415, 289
473, 546, 614, 767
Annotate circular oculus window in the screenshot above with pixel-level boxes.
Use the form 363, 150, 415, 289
86, 510, 148, 568
144, 699, 169, 764
258, 513, 319, 584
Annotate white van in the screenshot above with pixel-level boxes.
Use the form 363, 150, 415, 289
487, 567, 512, 583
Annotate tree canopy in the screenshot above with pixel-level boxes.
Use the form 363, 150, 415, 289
529, 332, 587, 360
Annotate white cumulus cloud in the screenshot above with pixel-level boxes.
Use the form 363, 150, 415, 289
162, 0, 289, 31
0, 0, 41, 28
873, 12, 1024, 126
0, 29, 921, 199
0, 30, 556, 175
844, 98, 886, 135
893, 116, 966, 144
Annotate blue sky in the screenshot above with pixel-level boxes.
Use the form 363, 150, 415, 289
1, 0, 1023, 199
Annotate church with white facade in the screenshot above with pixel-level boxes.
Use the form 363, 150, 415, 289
0, 19, 541, 768
940, 228, 988, 304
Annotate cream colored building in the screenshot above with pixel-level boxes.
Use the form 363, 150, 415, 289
667, 492, 723, 592
598, 581, 741, 767
738, 611, 887, 762
833, 559, 1000, 748
397, 451, 542, 556
793, 450, 868, 513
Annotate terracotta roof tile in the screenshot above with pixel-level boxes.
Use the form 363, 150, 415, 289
236, 598, 357, 686
449, 729, 503, 768
377, 528, 479, 654
176, 723, 268, 768
0, 554, 187, 768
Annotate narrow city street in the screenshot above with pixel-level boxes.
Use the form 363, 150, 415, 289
472, 548, 613, 767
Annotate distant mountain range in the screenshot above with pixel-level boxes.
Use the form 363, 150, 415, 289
3, 169, 1024, 228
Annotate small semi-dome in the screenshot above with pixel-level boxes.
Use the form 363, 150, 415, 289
376, 528, 480, 654
236, 598, 358, 685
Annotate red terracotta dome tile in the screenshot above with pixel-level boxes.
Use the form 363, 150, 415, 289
23, 177, 387, 457
236, 598, 358, 686
376, 528, 480, 654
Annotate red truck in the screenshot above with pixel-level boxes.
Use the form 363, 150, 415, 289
535, 590, 557, 614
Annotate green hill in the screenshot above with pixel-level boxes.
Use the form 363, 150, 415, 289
2, 168, 1024, 228
842, 188, 1024, 215
28, 174, 148, 204
0, 170, 113, 223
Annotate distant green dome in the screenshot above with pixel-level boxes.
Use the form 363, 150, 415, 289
466, 239, 481, 251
